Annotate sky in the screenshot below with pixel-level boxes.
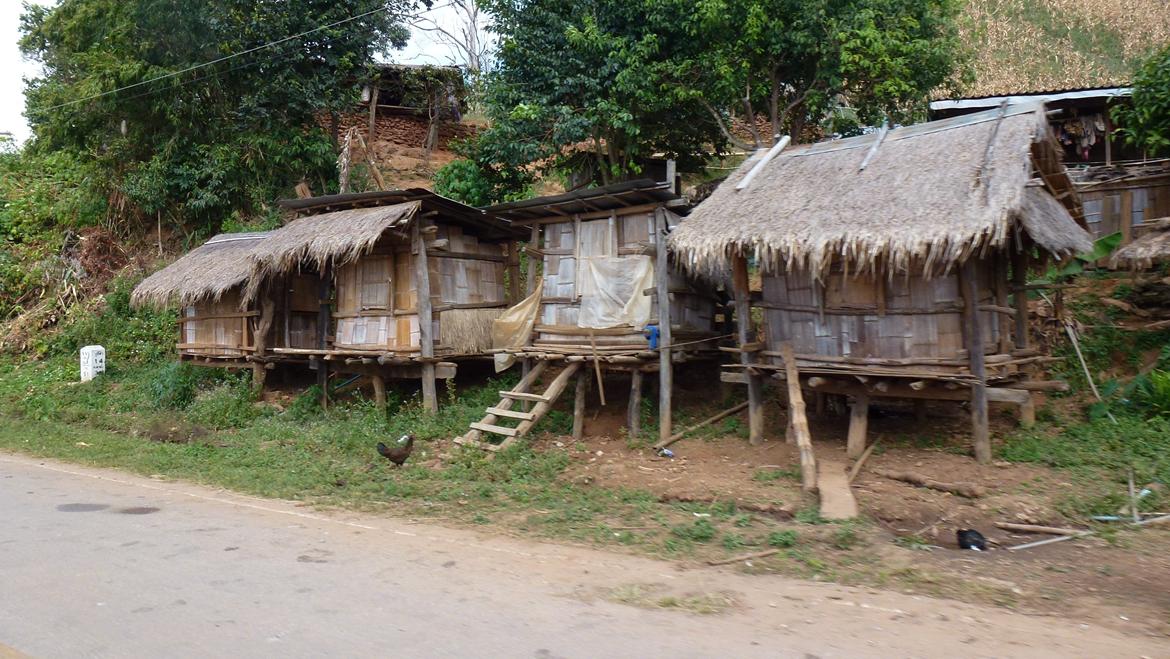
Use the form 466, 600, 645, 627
0, 2, 476, 145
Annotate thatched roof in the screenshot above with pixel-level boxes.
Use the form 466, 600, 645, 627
1110, 219, 1170, 269
131, 232, 270, 310
669, 104, 1092, 278
245, 202, 420, 300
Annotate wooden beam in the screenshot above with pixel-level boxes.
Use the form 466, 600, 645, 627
628, 369, 643, 438
846, 394, 869, 459
732, 255, 764, 445
654, 208, 673, 445
317, 266, 332, 410
960, 259, 991, 464
780, 343, 817, 493
1011, 244, 1029, 350
572, 369, 588, 441
413, 220, 437, 412
367, 84, 379, 141
371, 374, 387, 411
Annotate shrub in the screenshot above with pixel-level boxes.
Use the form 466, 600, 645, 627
767, 530, 798, 547
671, 518, 717, 543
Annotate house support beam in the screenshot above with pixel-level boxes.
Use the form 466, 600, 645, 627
413, 220, 437, 412
960, 259, 992, 464
732, 255, 764, 445
654, 208, 673, 445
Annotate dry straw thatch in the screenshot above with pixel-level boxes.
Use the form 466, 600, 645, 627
245, 201, 420, 301
1110, 219, 1170, 269
669, 104, 1092, 279
440, 307, 505, 355
131, 232, 270, 310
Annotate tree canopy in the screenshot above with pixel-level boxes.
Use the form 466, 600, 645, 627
442, 0, 967, 202
1114, 44, 1170, 156
19, 0, 420, 233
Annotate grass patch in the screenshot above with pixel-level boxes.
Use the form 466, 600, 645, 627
605, 583, 737, 615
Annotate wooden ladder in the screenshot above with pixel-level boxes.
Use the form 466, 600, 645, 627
457, 361, 582, 452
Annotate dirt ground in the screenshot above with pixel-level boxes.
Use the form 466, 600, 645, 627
545, 386, 1170, 635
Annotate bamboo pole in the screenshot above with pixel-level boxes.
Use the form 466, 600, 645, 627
780, 343, 817, 493
654, 401, 749, 450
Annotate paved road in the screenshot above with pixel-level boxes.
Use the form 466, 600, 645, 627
0, 452, 1164, 658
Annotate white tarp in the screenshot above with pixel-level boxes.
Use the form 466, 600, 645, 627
577, 255, 655, 330
491, 278, 542, 372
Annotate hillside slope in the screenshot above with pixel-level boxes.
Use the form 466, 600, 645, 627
962, 0, 1170, 97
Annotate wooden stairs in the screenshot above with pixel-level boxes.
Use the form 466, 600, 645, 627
456, 361, 582, 451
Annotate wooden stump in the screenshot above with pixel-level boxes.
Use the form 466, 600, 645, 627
628, 370, 643, 439
572, 370, 588, 441
372, 374, 387, 412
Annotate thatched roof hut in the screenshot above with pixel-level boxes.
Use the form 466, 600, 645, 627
669, 103, 1092, 278
131, 232, 270, 310
1110, 218, 1170, 269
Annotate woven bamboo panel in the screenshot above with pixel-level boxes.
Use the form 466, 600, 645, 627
182, 289, 249, 357
762, 264, 1002, 361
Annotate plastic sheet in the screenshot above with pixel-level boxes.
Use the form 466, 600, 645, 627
491, 278, 543, 372
577, 255, 654, 330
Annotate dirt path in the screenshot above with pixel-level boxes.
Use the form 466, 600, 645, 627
2, 452, 1165, 658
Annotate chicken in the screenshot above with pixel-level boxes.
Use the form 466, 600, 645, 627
957, 528, 987, 551
376, 434, 415, 467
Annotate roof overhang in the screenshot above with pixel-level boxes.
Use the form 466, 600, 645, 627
930, 87, 1131, 112
485, 179, 688, 224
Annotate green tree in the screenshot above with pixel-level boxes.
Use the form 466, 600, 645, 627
679, 0, 968, 148
19, 0, 420, 234
1114, 44, 1170, 155
477, 1, 725, 184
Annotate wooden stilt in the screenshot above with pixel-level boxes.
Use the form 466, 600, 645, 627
317, 267, 332, 410
654, 208, 673, 446
572, 369, 588, 441
732, 255, 764, 445
414, 219, 437, 413
1011, 244, 1029, 350
251, 288, 276, 398
995, 253, 1013, 354
847, 394, 869, 459
960, 259, 992, 464
628, 370, 644, 438
372, 374, 387, 411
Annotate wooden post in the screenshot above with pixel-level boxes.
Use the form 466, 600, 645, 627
732, 255, 764, 445
572, 369, 588, 441
521, 224, 540, 412
846, 394, 869, 459
1011, 245, 1029, 350
960, 259, 992, 464
372, 374, 387, 412
367, 84, 379, 141
413, 219, 437, 413
317, 267, 332, 410
995, 253, 1012, 355
506, 242, 522, 304
628, 369, 643, 438
654, 208, 673, 445
251, 290, 276, 398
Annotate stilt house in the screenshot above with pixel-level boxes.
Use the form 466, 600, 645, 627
246, 189, 525, 411
457, 180, 723, 450
669, 103, 1094, 463
131, 231, 320, 366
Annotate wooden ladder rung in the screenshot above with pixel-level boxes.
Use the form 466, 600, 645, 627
499, 391, 549, 402
469, 422, 519, 437
486, 407, 536, 421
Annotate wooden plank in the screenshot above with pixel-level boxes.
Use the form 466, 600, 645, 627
960, 259, 991, 464
500, 391, 549, 402
817, 460, 859, 520
655, 209, 673, 445
486, 407, 535, 421
470, 422, 519, 437
462, 361, 549, 445
414, 219, 437, 412
733, 255, 764, 445
512, 363, 582, 438
780, 343, 817, 493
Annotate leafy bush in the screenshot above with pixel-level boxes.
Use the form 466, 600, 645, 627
187, 376, 263, 429
1132, 370, 1170, 418
148, 362, 221, 411
45, 274, 176, 363
671, 518, 717, 543
766, 530, 798, 547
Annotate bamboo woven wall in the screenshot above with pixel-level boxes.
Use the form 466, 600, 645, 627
333, 224, 509, 353
278, 274, 320, 350
536, 211, 716, 346
761, 263, 1003, 363
181, 289, 252, 357
1080, 174, 1170, 245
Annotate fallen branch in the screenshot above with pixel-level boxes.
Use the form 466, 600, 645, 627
847, 438, 881, 484
1009, 513, 1170, 551
873, 469, 986, 498
653, 401, 749, 450
994, 522, 1084, 536
707, 549, 779, 566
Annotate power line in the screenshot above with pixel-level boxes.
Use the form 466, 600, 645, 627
40, 5, 401, 112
